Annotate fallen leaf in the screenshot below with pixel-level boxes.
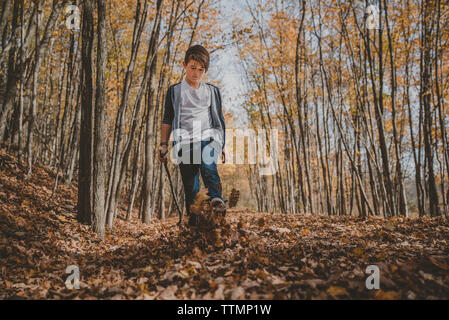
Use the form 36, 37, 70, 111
303, 279, 325, 289
326, 286, 348, 298
428, 256, 449, 271
375, 290, 401, 300
158, 285, 177, 300
419, 270, 434, 281
214, 284, 225, 299
230, 286, 245, 300
384, 221, 395, 231
142, 266, 153, 273
254, 269, 268, 280
187, 260, 202, 269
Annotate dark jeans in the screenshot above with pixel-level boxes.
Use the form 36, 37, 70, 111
177, 138, 223, 215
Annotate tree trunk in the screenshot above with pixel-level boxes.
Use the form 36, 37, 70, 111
77, 0, 94, 225
91, 0, 107, 238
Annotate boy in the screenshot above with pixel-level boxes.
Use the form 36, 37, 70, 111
158, 45, 226, 226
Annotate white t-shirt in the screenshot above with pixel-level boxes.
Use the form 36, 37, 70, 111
179, 79, 215, 144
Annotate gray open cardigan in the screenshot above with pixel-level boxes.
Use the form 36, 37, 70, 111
162, 82, 226, 149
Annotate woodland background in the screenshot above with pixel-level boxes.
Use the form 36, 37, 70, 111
0, 0, 448, 234
1, 0, 449, 300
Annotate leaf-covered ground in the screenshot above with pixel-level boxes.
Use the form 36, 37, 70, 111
1, 149, 449, 300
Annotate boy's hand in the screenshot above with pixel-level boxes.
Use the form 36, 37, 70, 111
159, 145, 168, 163
221, 150, 226, 164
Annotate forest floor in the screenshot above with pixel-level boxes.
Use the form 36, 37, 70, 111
1, 148, 449, 300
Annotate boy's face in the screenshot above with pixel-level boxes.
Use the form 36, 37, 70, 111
183, 59, 206, 84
